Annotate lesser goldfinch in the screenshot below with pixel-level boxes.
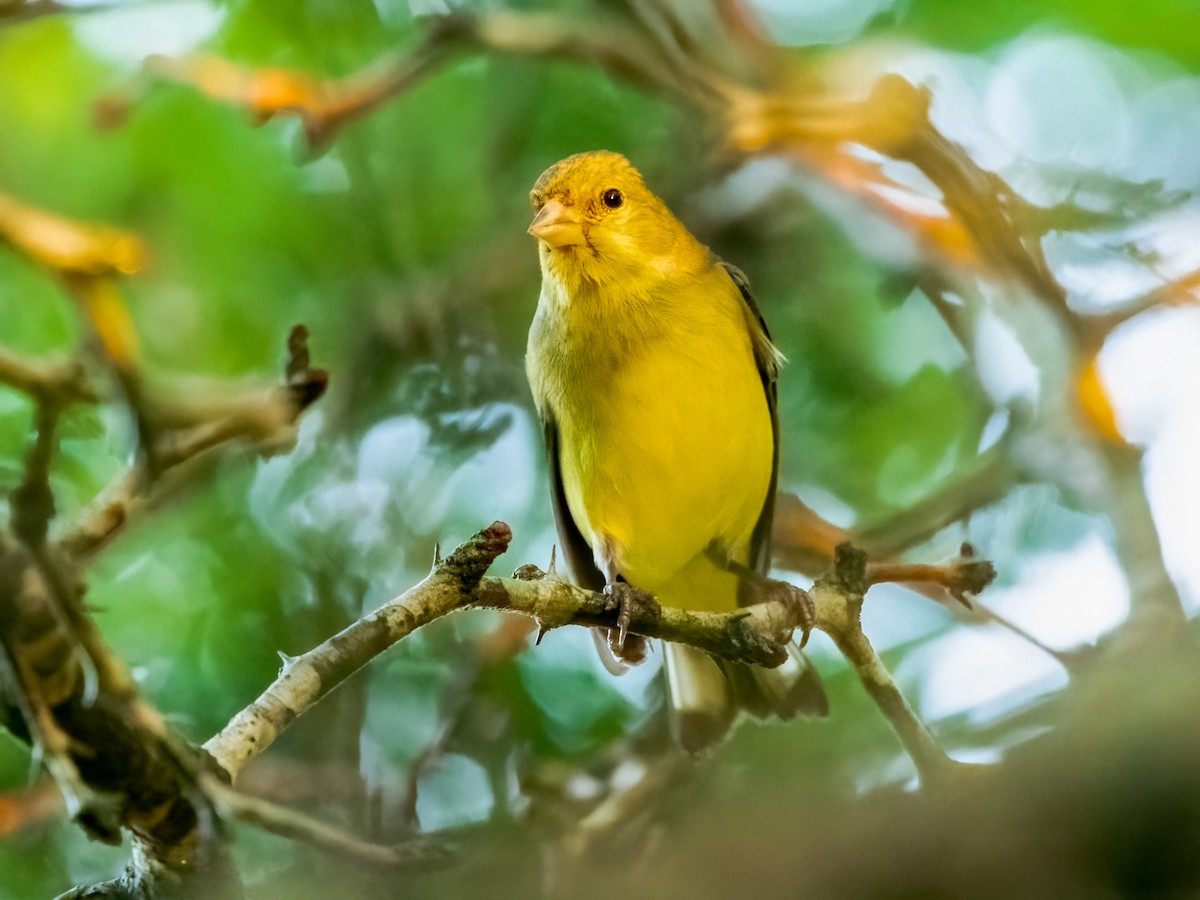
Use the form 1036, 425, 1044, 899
525, 151, 826, 752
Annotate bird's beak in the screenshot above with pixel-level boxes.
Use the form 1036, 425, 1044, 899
528, 199, 586, 249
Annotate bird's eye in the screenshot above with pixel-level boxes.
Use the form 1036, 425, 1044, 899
602, 189, 623, 209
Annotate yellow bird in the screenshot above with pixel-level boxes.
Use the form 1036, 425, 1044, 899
525, 150, 827, 752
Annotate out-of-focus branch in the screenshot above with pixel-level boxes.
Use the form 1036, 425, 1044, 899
769, 491, 854, 576
1086, 267, 1200, 339
0, 346, 97, 405
101, 6, 1181, 365
558, 752, 687, 863
57, 325, 328, 559
0, 539, 238, 895
11, 402, 60, 546
1, 316, 327, 897
203, 775, 455, 871
99, 12, 704, 155
772, 448, 1015, 580
770, 483, 1092, 674
100, 27, 464, 154
858, 453, 1017, 557
866, 546, 995, 607
397, 614, 536, 829
0, 192, 157, 471
97, 9, 1193, 356
0, 0, 130, 26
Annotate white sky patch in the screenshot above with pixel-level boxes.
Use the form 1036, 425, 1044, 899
988, 533, 1130, 648
1127, 77, 1200, 189
873, 288, 970, 383
971, 310, 1040, 407
700, 157, 794, 222
978, 408, 1009, 453
908, 534, 1127, 722
1100, 308, 1200, 445
753, 0, 894, 46
357, 403, 538, 538
1045, 233, 1165, 312
859, 583, 951, 653
1097, 304, 1200, 609
1142, 413, 1200, 614
414, 753, 494, 829
862, 44, 1016, 172
867, 180, 947, 219
910, 627, 1066, 724
986, 34, 1132, 172
73, 1, 224, 67
1135, 204, 1200, 276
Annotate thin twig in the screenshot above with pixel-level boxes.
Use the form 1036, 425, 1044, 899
817, 545, 962, 780
866, 553, 996, 606
56, 327, 327, 559
0, 346, 97, 404
203, 776, 455, 871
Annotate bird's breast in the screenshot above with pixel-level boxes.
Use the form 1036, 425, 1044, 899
544, 312, 773, 602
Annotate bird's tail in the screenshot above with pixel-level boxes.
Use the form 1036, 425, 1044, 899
663, 641, 828, 754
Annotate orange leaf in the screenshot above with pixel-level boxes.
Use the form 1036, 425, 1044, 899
135, 52, 411, 151
69, 276, 141, 368
1077, 356, 1125, 444
0, 781, 62, 837
0, 192, 146, 277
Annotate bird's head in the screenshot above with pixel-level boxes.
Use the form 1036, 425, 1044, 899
528, 151, 693, 294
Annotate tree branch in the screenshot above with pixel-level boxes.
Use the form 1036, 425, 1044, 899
0, 345, 97, 405
57, 326, 328, 559
98, 11, 706, 155
208, 523, 987, 787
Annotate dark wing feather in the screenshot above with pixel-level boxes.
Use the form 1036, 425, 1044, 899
542, 413, 606, 591
718, 263, 828, 719
718, 261, 781, 594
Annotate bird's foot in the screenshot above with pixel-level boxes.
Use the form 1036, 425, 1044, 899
602, 580, 659, 662
706, 544, 816, 648
756, 576, 816, 649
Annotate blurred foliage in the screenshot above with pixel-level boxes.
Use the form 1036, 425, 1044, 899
0, 0, 1198, 897
894, 0, 1200, 64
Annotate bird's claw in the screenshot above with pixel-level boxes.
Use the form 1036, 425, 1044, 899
603, 581, 658, 657
793, 588, 816, 649
756, 578, 815, 648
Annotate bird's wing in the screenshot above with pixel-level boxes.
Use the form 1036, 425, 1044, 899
542, 412, 607, 591
718, 261, 781, 588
